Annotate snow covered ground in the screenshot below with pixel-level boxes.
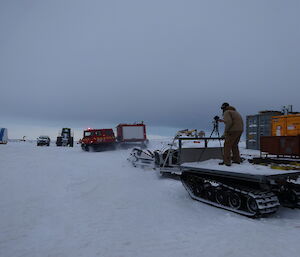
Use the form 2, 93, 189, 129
1, 140, 300, 257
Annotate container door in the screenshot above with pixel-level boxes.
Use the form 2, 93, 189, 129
272, 116, 286, 136
258, 114, 273, 137
286, 115, 300, 136
246, 115, 259, 149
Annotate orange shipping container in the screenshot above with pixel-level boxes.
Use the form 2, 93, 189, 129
271, 114, 300, 136
286, 115, 300, 136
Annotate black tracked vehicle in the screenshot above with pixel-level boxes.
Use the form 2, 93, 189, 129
129, 136, 300, 218
56, 128, 74, 147
181, 163, 300, 217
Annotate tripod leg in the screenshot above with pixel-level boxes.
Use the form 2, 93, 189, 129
209, 125, 216, 138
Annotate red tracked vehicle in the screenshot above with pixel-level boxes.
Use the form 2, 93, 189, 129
81, 128, 116, 151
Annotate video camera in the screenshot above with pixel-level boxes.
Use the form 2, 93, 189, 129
214, 115, 220, 122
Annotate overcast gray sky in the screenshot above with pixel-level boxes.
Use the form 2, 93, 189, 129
1, 0, 299, 138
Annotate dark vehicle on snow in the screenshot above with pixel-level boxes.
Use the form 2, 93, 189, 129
37, 136, 50, 146
56, 128, 74, 147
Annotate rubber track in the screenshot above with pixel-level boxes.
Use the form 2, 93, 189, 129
182, 174, 280, 217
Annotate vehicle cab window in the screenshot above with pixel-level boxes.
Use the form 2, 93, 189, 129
84, 131, 94, 137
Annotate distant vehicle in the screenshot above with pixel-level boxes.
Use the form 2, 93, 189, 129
20, 136, 26, 142
81, 128, 116, 151
37, 136, 50, 146
80, 123, 149, 152
0, 128, 8, 144
116, 123, 148, 147
56, 128, 74, 147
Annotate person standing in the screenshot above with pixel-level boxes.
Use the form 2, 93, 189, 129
218, 102, 244, 166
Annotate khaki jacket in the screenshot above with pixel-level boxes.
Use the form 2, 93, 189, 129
223, 106, 244, 133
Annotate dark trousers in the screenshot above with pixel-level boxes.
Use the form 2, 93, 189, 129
223, 131, 243, 165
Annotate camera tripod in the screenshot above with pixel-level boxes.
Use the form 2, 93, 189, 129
209, 119, 221, 138
196, 118, 224, 162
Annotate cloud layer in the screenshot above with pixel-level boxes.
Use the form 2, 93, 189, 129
1, 0, 299, 133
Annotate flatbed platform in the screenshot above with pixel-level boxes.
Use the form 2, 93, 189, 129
181, 159, 300, 183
